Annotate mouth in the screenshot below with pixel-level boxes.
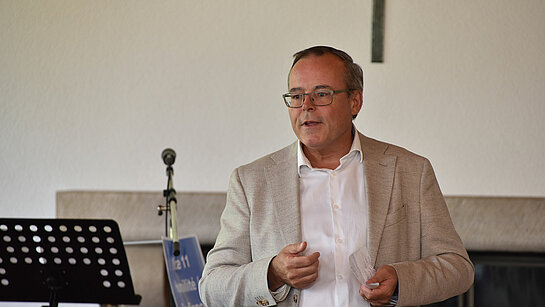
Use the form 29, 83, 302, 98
301, 120, 321, 127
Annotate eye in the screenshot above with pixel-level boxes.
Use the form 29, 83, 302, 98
291, 93, 303, 100
315, 91, 331, 97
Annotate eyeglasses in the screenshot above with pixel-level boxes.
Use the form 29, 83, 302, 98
282, 89, 350, 108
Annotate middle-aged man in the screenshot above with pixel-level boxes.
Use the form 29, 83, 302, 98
199, 46, 474, 307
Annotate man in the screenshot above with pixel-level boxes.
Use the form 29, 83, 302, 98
199, 46, 474, 307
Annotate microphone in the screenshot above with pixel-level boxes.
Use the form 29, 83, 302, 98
173, 241, 180, 256
161, 148, 176, 166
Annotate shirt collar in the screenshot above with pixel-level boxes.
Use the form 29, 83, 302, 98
297, 125, 363, 175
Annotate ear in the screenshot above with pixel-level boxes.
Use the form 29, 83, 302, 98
349, 90, 363, 116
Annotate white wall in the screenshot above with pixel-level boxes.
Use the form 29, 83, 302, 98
2, 0, 545, 219
1, 0, 544, 208
1, 0, 544, 306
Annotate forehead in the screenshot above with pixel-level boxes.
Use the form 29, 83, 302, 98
288, 54, 346, 90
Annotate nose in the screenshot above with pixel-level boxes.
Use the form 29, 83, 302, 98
302, 94, 316, 111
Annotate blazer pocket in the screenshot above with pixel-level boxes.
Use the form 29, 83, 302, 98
384, 204, 407, 227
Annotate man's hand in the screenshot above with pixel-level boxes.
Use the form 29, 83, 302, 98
267, 241, 320, 290
359, 265, 398, 306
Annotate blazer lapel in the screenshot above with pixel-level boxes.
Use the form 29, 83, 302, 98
264, 143, 301, 246
360, 134, 397, 267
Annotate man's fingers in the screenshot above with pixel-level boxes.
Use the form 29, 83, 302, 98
270, 242, 321, 289
286, 265, 319, 289
359, 265, 398, 305
359, 283, 372, 298
307, 251, 320, 261
283, 241, 307, 255
288, 251, 320, 268
287, 258, 319, 276
284, 254, 319, 284
360, 285, 391, 306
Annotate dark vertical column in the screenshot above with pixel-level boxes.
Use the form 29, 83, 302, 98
372, 0, 385, 63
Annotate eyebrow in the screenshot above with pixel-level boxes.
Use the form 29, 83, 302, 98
289, 85, 333, 92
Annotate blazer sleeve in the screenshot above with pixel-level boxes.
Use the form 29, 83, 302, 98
198, 168, 278, 307
390, 159, 474, 306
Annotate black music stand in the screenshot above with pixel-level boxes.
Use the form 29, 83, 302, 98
0, 218, 141, 306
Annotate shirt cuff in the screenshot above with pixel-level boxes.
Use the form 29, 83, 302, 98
270, 284, 290, 302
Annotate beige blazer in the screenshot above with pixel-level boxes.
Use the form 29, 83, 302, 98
199, 134, 474, 307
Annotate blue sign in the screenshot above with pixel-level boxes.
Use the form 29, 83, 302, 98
163, 236, 205, 307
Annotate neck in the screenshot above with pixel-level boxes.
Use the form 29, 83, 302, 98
302, 131, 355, 170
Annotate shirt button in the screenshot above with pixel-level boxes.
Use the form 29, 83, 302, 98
333, 203, 340, 210
336, 238, 343, 244
338, 274, 344, 280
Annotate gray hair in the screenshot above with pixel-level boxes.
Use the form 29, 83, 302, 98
290, 46, 364, 92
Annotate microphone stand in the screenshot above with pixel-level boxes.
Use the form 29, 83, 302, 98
158, 166, 180, 256
157, 149, 180, 307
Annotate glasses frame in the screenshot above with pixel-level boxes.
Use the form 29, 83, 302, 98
282, 89, 351, 108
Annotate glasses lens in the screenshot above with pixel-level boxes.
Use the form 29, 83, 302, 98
311, 90, 333, 106
284, 92, 304, 108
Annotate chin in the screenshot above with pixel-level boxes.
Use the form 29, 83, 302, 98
300, 137, 325, 149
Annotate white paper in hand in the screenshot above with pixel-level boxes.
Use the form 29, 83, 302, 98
348, 246, 376, 285
350, 247, 398, 307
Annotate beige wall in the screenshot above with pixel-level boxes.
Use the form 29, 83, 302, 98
1, 0, 544, 222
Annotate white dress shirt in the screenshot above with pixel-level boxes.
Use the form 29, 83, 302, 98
297, 129, 370, 307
